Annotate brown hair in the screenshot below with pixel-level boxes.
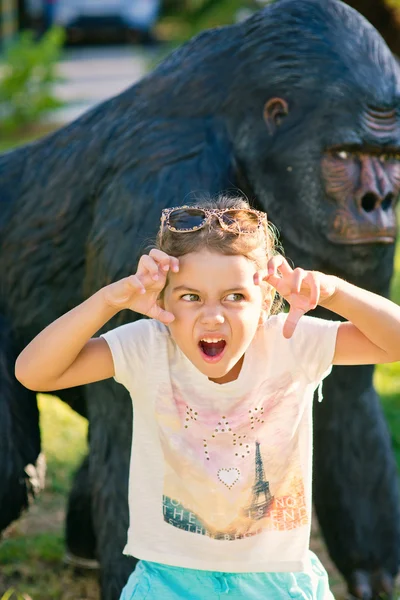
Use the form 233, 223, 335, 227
155, 195, 283, 314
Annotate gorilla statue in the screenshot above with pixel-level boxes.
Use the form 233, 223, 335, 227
1, 0, 399, 598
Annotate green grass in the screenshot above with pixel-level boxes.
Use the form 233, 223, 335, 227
38, 394, 88, 494
0, 532, 64, 565
374, 242, 400, 470
0, 396, 92, 599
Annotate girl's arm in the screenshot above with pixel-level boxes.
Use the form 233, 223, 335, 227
260, 256, 400, 366
15, 292, 119, 391
322, 278, 400, 365
15, 250, 178, 392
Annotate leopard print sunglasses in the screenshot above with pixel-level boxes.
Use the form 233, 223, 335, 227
160, 206, 267, 238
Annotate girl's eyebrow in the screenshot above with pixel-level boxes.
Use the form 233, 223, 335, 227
171, 285, 249, 294
172, 285, 201, 293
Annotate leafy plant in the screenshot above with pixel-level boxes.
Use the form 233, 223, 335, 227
0, 27, 65, 134
0, 589, 32, 600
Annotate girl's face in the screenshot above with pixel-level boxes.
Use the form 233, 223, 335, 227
161, 248, 269, 384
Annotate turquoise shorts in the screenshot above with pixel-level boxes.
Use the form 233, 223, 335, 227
119, 551, 334, 599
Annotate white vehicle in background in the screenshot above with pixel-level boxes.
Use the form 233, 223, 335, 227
25, 0, 161, 43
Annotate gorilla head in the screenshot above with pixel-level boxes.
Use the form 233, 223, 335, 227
226, 0, 400, 285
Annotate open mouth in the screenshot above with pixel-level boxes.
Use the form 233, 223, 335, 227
199, 338, 227, 362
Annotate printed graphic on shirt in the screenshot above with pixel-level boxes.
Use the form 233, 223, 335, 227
156, 375, 309, 540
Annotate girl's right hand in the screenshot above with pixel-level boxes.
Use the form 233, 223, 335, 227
102, 249, 179, 324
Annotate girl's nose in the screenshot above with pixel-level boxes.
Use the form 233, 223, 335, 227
200, 307, 225, 325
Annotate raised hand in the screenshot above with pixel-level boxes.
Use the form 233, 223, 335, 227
102, 249, 179, 324
255, 256, 337, 338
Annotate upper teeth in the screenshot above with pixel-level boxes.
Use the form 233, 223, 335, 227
201, 338, 224, 343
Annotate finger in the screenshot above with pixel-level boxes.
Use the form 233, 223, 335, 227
267, 255, 285, 276
149, 303, 175, 324
303, 272, 320, 309
267, 255, 293, 277
126, 274, 146, 294
283, 306, 305, 339
138, 254, 161, 281
170, 256, 179, 272
149, 248, 171, 272
291, 268, 305, 295
149, 249, 180, 273
254, 270, 281, 296
254, 269, 269, 285
256, 255, 293, 285
263, 273, 283, 291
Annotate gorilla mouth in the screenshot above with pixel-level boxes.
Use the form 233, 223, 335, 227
327, 230, 396, 245
328, 210, 397, 245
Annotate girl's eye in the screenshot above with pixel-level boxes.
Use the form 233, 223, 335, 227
181, 293, 200, 302
225, 293, 245, 302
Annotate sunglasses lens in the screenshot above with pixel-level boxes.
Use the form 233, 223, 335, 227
168, 208, 207, 230
221, 210, 260, 232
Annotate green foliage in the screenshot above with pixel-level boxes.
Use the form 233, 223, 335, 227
158, 0, 276, 44
1, 589, 31, 600
0, 123, 59, 153
386, 0, 400, 9
0, 27, 65, 134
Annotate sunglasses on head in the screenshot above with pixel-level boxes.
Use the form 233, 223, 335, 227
160, 206, 267, 236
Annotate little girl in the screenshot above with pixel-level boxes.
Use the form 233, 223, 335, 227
16, 196, 400, 600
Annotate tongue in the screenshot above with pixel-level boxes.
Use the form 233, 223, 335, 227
200, 340, 226, 357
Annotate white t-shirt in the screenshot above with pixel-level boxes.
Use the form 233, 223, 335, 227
102, 313, 340, 573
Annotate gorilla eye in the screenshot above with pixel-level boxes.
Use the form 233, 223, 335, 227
379, 153, 400, 164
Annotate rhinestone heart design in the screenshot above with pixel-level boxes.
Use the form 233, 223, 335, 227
217, 468, 241, 489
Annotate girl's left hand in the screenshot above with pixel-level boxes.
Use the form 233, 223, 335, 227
255, 256, 338, 338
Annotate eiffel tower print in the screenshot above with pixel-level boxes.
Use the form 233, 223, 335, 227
243, 441, 274, 520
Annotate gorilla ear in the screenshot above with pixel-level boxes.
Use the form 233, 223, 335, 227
263, 98, 289, 135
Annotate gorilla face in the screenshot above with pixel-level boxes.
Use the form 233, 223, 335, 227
321, 105, 400, 246
231, 90, 400, 285
223, 0, 400, 286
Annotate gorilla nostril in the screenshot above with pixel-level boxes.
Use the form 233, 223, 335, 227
381, 193, 394, 211
361, 192, 379, 213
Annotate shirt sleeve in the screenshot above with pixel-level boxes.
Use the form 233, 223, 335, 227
100, 318, 156, 392
287, 315, 340, 384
